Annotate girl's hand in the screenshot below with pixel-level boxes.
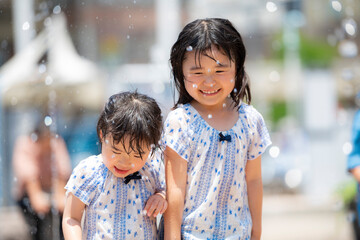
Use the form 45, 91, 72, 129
143, 192, 168, 217
30, 192, 51, 215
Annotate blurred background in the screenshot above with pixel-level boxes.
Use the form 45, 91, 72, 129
0, 0, 359, 239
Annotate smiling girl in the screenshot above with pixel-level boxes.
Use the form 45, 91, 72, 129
163, 18, 272, 240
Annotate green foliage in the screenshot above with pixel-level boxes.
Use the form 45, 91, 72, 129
272, 31, 338, 68
269, 100, 287, 126
336, 179, 357, 207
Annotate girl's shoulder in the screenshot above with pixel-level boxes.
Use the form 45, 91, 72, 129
72, 154, 106, 176
142, 148, 163, 173
164, 104, 192, 127
166, 104, 190, 118
238, 102, 264, 122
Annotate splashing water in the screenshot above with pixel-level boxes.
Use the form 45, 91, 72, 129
266, 1, 277, 13
22, 21, 30, 31
45, 76, 53, 85
331, 0, 342, 12
44, 116, 52, 126
53, 5, 61, 14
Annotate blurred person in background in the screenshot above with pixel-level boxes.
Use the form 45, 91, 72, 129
348, 109, 360, 240
12, 119, 71, 240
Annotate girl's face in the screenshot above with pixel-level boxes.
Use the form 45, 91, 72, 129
182, 47, 236, 111
101, 135, 151, 178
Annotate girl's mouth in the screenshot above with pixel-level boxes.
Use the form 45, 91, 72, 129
200, 89, 220, 96
114, 166, 130, 175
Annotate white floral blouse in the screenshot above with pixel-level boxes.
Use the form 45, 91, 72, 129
162, 103, 271, 240
65, 150, 165, 240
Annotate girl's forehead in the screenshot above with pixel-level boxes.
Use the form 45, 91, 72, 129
184, 48, 232, 65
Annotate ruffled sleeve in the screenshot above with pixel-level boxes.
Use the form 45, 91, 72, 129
162, 108, 191, 162
65, 155, 106, 205
148, 149, 166, 195
243, 105, 272, 160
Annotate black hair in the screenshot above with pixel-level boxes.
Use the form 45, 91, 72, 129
170, 18, 251, 108
96, 91, 162, 158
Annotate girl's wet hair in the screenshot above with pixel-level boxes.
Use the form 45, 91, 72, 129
96, 91, 162, 158
170, 18, 251, 108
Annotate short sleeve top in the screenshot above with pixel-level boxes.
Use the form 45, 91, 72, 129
65, 149, 165, 240
162, 103, 271, 239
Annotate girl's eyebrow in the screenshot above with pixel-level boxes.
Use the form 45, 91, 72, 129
189, 66, 203, 70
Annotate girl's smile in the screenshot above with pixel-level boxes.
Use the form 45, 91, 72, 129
113, 166, 131, 175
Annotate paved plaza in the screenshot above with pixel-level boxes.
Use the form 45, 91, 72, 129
0, 194, 355, 240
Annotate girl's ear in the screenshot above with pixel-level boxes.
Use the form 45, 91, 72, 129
99, 131, 104, 143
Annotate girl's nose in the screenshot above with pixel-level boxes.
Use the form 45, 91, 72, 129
203, 74, 216, 86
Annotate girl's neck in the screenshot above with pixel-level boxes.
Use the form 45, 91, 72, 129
190, 98, 239, 131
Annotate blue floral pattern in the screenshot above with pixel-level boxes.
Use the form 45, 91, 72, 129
65, 150, 165, 240
162, 103, 271, 239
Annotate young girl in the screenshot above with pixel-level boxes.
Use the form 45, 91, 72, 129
163, 18, 271, 240
62, 91, 167, 240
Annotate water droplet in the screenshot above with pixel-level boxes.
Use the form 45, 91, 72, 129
223, 103, 227, 108
53, 5, 61, 14
331, 0, 342, 12
186, 46, 193, 51
44, 116, 52, 126
230, 79, 234, 83
22, 21, 30, 31
208, 114, 213, 119
208, 69, 211, 73
210, 84, 213, 87
343, 18, 357, 37
127, 35, 130, 39
131, 163, 135, 168
233, 88, 238, 93
38, 64, 46, 74
112, 154, 115, 158
192, 84, 198, 88
134, 0, 136, 3
30, 133, 38, 142
105, 139, 109, 144
216, 60, 220, 65
44, 17, 52, 27
338, 40, 358, 58
129, 14, 132, 18
269, 70, 280, 82
13, 177, 17, 182
266, 1, 277, 13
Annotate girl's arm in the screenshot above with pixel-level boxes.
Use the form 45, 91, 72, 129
245, 156, 263, 240
164, 146, 188, 240
62, 192, 85, 240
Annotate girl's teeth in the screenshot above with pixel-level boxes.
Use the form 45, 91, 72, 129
202, 90, 218, 94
